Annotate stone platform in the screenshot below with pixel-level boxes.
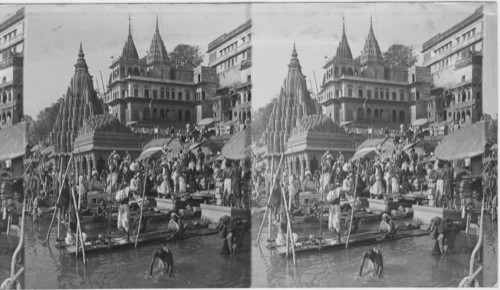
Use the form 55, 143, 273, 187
200, 204, 250, 223
412, 205, 480, 235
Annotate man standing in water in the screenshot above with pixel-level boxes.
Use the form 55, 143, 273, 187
116, 183, 131, 242
429, 216, 460, 256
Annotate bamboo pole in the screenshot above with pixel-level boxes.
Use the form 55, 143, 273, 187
135, 158, 150, 248
268, 156, 274, 241
75, 177, 82, 258
70, 187, 86, 264
280, 177, 297, 265
10, 195, 25, 277
256, 154, 284, 243
346, 159, 361, 248
45, 154, 73, 243
319, 163, 325, 236
469, 193, 485, 276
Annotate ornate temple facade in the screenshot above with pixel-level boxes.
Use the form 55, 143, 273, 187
263, 46, 356, 178
73, 114, 141, 178
318, 19, 432, 132
52, 45, 104, 169
0, 8, 24, 128
52, 45, 141, 178
104, 19, 217, 132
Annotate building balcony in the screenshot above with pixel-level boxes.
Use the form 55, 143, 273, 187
208, 42, 251, 67
0, 81, 13, 88
423, 32, 483, 67
0, 34, 24, 53
240, 59, 251, 70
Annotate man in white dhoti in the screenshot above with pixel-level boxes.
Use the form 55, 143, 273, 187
326, 183, 342, 243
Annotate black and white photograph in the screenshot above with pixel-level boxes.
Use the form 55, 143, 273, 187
0, 1, 497, 289
250, 2, 497, 287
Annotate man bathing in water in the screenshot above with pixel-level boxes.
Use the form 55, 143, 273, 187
359, 247, 383, 279
149, 246, 174, 277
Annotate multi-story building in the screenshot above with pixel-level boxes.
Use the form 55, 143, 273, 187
422, 6, 483, 130
104, 19, 217, 132
0, 8, 24, 128
207, 20, 252, 134
318, 19, 431, 132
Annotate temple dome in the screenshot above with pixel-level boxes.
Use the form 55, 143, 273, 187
121, 19, 139, 60
360, 17, 384, 65
335, 19, 353, 60
146, 17, 169, 65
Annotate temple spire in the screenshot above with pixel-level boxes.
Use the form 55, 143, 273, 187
370, 15, 373, 32
342, 16, 345, 35
128, 16, 132, 36
155, 16, 159, 32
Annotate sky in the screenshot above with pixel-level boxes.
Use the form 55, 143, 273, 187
19, 3, 250, 119
0, 2, 497, 118
251, 2, 497, 116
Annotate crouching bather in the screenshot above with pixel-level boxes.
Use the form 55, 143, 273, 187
359, 247, 383, 278
379, 213, 399, 239
149, 246, 173, 277
168, 213, 187, 238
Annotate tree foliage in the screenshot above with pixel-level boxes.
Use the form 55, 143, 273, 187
251, 100, 275, 141
383, 44, 418, 70
168, 44, 204, 68
30, 98, 63, 144
484, 113, 498, 146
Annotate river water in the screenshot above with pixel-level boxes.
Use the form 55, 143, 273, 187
25, 216, 251, 288
0, 234, 23, 287
251, 214, 493, 287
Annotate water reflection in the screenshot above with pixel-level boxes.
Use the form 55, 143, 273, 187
252, 215, 480, 287
26, 217, 250, 288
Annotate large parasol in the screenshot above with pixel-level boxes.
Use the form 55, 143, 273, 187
137, 146, 166, 161
434, 122, 485, 161
351, 147, 380, 161
221, 126, 251, 160
412, 118, 429, 127
198, 118, 214, 126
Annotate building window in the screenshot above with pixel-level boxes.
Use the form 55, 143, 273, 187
392, 110, 397, 122
160, 88, 165, 99
185, 111, 191, 122
121, 90, 125, 98
178, 110, 183, 122
153, 90, 158, 99
134, 87, 139, 97
374, 109, 379, 119
374, 88, 378, 99
400, 92, 404, 101
335, 90, 339, 98
358, 89, 363, 98
367, 90, 372, 99
462, 75, 466, 82
416, 91, 420, 101
166, 89, 170, 99
392, 92, 396, 100
347, 87, 353, 98
385, 91, 389, 100
202, 91, 206, 100
144, 89, 149, 98
186, 92, 190, 101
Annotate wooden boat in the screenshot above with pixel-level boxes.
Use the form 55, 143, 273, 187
274, 226, 428, 256
66, 226, 218, 255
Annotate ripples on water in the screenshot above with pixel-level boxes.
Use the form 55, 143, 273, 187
25, 217, 250, 288
251, 215, 483, 287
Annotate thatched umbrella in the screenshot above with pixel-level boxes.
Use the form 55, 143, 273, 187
198, 118, 214, 126
221, 126, 251, 160
434, 122, 485, 161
